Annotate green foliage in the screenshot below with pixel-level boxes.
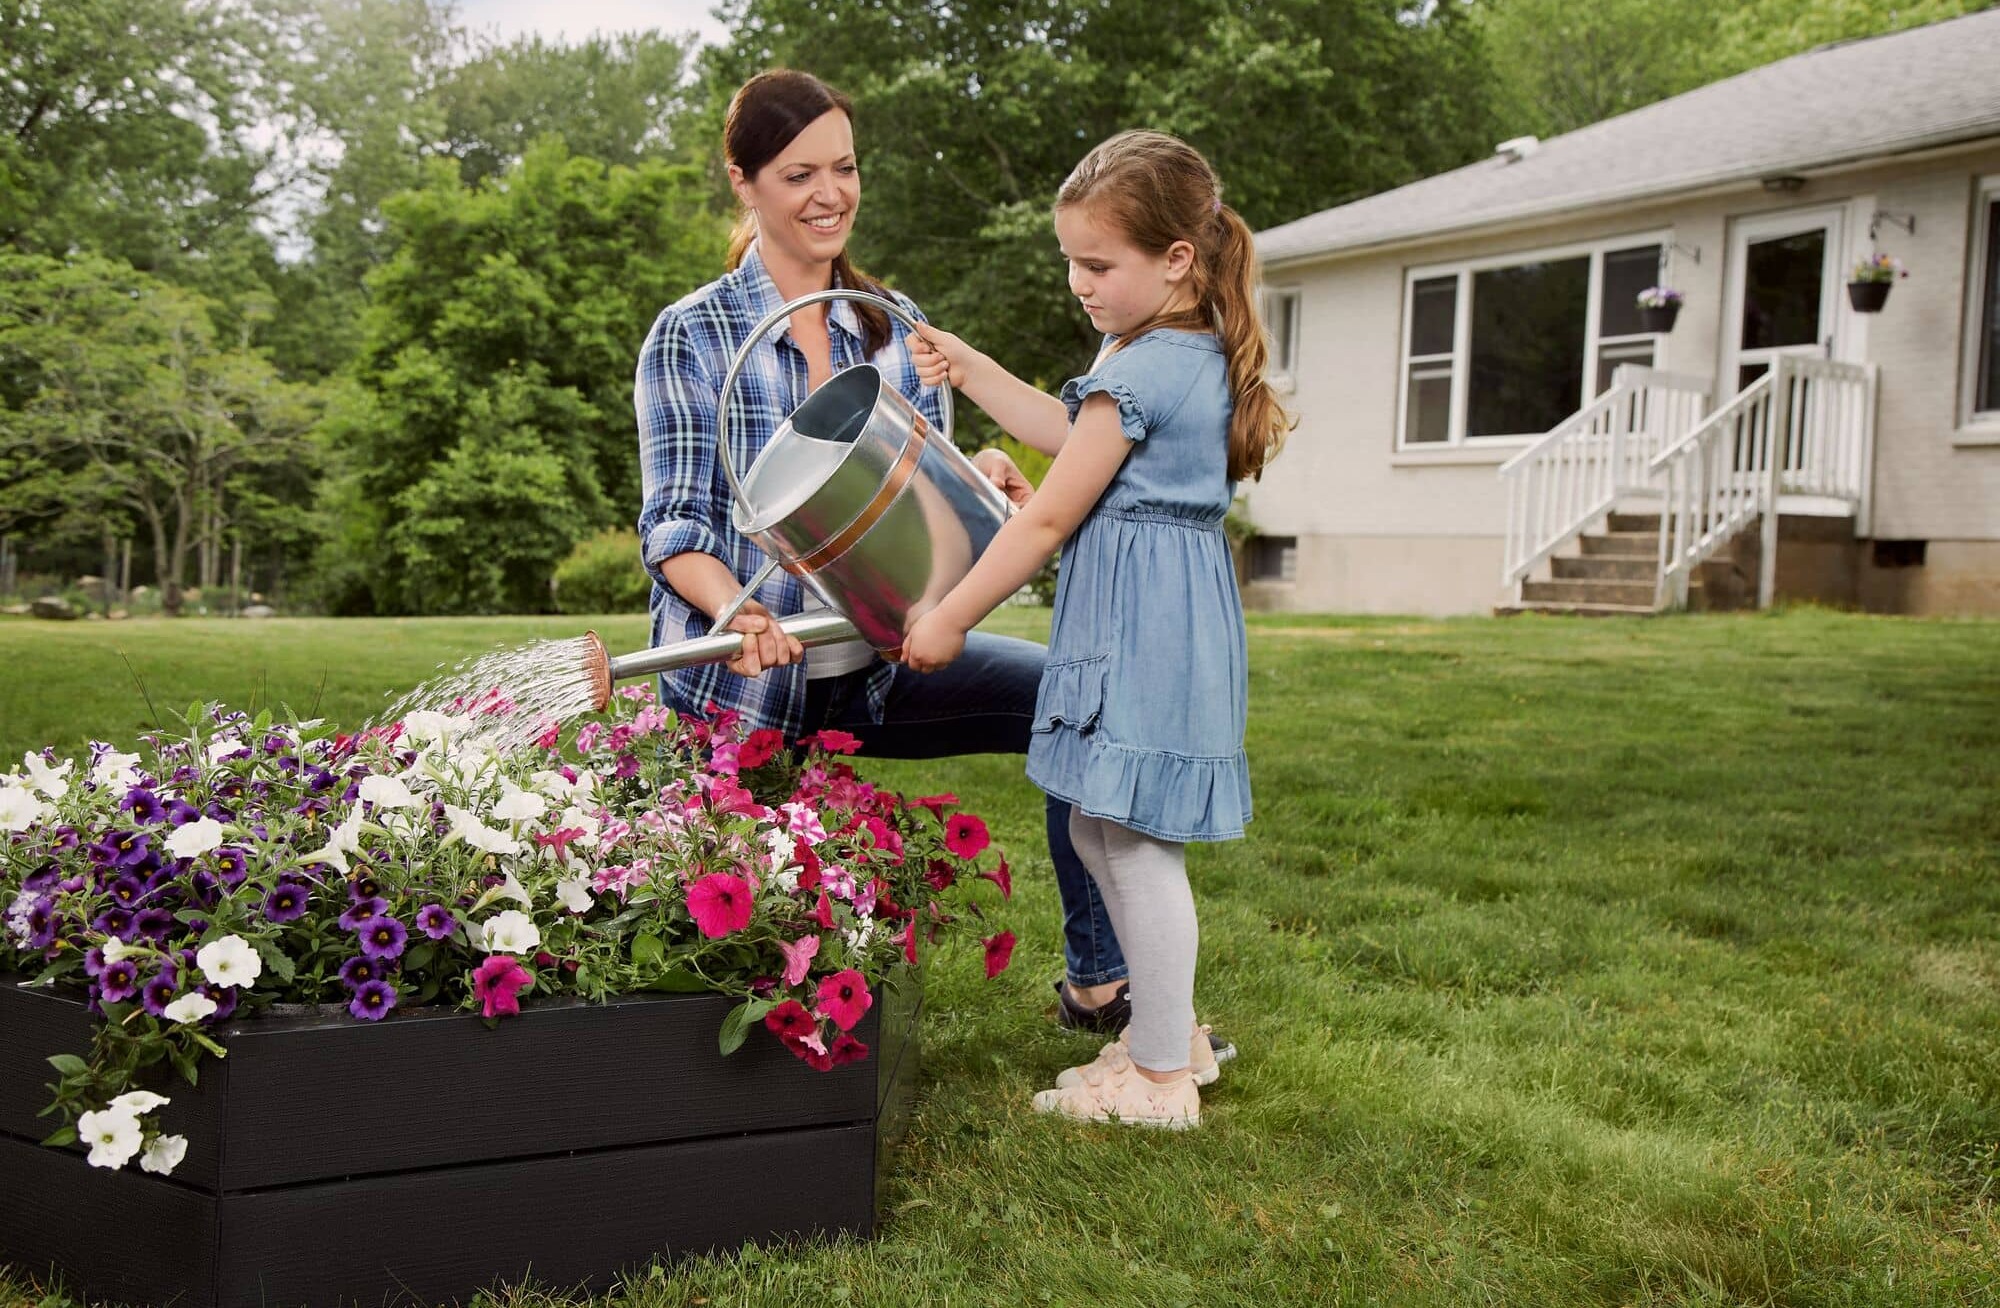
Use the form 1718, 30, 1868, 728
553, 527, 654, 615
325, 140, 728, 613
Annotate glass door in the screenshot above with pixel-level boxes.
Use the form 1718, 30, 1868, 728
1724, 208, 1844, 469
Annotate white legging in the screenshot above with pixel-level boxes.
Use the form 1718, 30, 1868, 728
1067, 809, 1198, 1073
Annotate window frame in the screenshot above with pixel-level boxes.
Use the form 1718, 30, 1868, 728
1263, 286, 1301, 387
1395, 229, 1672, 450
1958, 173, 2000, 435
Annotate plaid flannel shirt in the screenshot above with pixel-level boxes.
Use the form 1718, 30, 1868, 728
633, 245, 944, 737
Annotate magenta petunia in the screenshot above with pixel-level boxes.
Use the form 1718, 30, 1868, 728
982, 930, 1017, 980
686, 872, 754, 938
777, 933, 820, 987
763, 999, 815, 1044
944, 814, 990, 860
814, 968, 872, 1033
978, 856, 1013, 900
472, 954, 533, 1019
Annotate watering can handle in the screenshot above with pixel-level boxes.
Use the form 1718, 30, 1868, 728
712, 288, 954, 512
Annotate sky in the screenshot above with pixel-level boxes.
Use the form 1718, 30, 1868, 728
453, 0, 730, 47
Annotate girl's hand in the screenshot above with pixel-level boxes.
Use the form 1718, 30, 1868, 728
900, 608, 966, 674
723, 600, 804, 678
910, 323, 980, 390
971, 447, 1034, 508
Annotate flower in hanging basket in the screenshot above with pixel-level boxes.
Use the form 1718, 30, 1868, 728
1849, 253, 1908, 284
1635, 285, 1684, 309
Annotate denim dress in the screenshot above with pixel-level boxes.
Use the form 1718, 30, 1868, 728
1026, 329, 1253, 843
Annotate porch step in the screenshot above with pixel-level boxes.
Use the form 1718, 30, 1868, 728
1605, 512, 1663, 534
1520, 578, 1658, 607
1578, 531, 1659, 557
1551, 555, 1653, 582
1496, 601, 1659, 618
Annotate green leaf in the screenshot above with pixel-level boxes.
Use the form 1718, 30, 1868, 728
39, 1125, 77, 1148
46, 1054, 88, 1078
254, 941, 295, 984
630, 932, 664, 969
717, 998, 773, 1057
405, 943, 436, 971
644, 968, 709, 993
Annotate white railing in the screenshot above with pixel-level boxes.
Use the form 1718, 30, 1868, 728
1649, 355, 1875, 608
1500, 366, 1710, 587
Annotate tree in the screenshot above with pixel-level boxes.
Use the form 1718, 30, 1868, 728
0, 254, 321, 615
318, 141, 728, 614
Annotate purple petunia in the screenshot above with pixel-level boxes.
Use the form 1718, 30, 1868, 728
347, 979, 397, 1022
360, 916, 408, 962
119, 788, 166, 825
349, 875, 383, 903
212, 846, 248, 888
133, 907, 177, 941
140, 966, 179, 1017
107, 875, 146, 908
415, 903, 457, 941
337, 956, 381, 991
92, 908, 135, 941
163, 799, 202, 827
97, 959, 140, 1004
110, 832, 152, 868
202, 983, 238, 1023
338, 896, 387, 933
263, 882, 310, 924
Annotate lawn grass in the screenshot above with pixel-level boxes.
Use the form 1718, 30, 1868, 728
3, 607, 1997, 1306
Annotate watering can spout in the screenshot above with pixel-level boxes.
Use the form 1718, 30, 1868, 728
580, 613, 863, 712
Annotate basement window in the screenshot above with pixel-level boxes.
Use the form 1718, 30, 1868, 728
1872, 540, 1927, 568
1249, 535, 1298, 583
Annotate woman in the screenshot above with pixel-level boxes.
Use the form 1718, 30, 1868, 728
633, 69, 1229, 1060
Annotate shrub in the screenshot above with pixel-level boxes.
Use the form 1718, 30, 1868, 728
553, 527, 653, 615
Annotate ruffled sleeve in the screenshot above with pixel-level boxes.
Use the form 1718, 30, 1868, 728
1059, 346, 1153, 443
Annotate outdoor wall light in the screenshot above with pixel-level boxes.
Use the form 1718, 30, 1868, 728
1761, 175, 1808, 193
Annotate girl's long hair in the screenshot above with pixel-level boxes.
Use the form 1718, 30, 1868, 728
1056, 130, 1292, 481
722, 69, 891, 357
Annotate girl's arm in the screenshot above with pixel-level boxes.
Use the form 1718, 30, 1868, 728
910, 324, 1071, 456
901, 392, 1131, 672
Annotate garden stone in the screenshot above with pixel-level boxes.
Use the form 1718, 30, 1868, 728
240, 604, 275, 619
29, 596, 77, 620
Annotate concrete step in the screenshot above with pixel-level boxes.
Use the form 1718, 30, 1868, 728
1551, 554, 1653, 582
1521, 578, 1658, 607
1605, 512, 1663, 533
1578, 532, 1659, 557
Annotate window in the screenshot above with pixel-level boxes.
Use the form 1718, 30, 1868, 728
1248, 535, 1297, 583
1965, 175, 2000, 425
1264, 289, 1300, 380
1398, 236, 1667, 448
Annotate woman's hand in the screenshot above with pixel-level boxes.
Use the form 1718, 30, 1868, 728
901, 607, 967, 674
971, 447, 1034, 509
910, 323, 982, 390
723, 599, 804, 678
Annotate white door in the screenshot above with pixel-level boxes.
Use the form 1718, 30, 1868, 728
1723, 207, 1845, 471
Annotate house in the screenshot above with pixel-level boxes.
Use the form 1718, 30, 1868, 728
1246, 9, 2000, 616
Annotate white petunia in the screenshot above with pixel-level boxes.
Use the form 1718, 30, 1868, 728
0, 784, 50, 833
101, 937, 139, 964
206, 736, 246, 766
554, 877, 593, 914
195, 935, 263, 989
358, 774, 419, 810
19, 751, 72, 800
493, 782, 548, 822
529, 769, 575, 801
165, 817, 225, 861
402, 710, 471, 746
306, 807, 365, 874
842, 920, 876, 953
78, 1109, 142, 1170
91, 748, 143, 790
444, 805, 522, 857
108, 1090, 170, 1116
478, 909, 541, 954
556, 805, 601, 840
162, 993, 218, 1025
139, 1133, 188, 1176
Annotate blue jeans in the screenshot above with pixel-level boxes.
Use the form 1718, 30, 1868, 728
801, 632, 1129, 988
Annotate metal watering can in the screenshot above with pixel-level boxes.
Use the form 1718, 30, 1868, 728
584, 289, 1012, 708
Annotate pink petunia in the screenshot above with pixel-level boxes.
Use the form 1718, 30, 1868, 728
860, 814, 904, 864
978, 856, 1013, 900
814, 969, 873, 1032
532, 826, 588, 863
945, 814, 990, 860
804, 729, 863, 755
777, 933, 820, 987
473, 955, 534, 1018
829, 1033, 869, 1067
764, 999, 816, 1044
909, 792, 959, 818
811, 891, 836, 930
708, 739, 741, 776
982, 931, 1016, 980
925, 859, 957, 892
901, 919, 918, 967
738, 729, 785, 770
686, 872, 754, 938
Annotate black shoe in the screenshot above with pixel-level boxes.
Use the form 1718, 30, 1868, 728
1052, 976, 1130, 1034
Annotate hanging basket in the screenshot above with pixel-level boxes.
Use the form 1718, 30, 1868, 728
1846, 280, 1893, 313
1639, 302, 1682, 334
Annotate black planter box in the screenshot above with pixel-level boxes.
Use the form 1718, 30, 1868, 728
0, 969, 920, 1307
1846, 279, 1892, 312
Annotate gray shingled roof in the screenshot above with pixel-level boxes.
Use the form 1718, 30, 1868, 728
1256, 8, 2000, 266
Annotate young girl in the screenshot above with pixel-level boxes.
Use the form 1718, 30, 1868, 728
903, 130, 1288, 1128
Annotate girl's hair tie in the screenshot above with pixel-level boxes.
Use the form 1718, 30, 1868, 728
1212, 198, 1223, 215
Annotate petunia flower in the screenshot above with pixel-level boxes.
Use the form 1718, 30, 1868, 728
18, 750, 72, 800
97, 959, 140, 1004
686, 873, 753, 938
802, 729, 862, 755
472, 954, 533, 1018
554, 877, 593, 915
360, 916, 409, 961
90, 747, 143, 791
777, 934, 820, 987
0, 783, 52, 832
338, 896, 388, 933
196, 935, 263, 988
358, 774, 420, 811
139, 1133, 188, 1176
477, 909, 540, 955
118, 787, 167, 825
162, 993, 218, 1024
814, 969, 872, 1032
165, 817, 225, 861
978, 857, 1013, 900
829, 1033, 869, 1067
492, 781, 547, 822
78, 1108, 142, 1169
443, 805, 521, 856
737, 729, 785, 771
347, 979, 397, 1022
982, 931, 1017, 980
944, 814, 990, 860
263, 881, 310, 924
414, 903, 457, 940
